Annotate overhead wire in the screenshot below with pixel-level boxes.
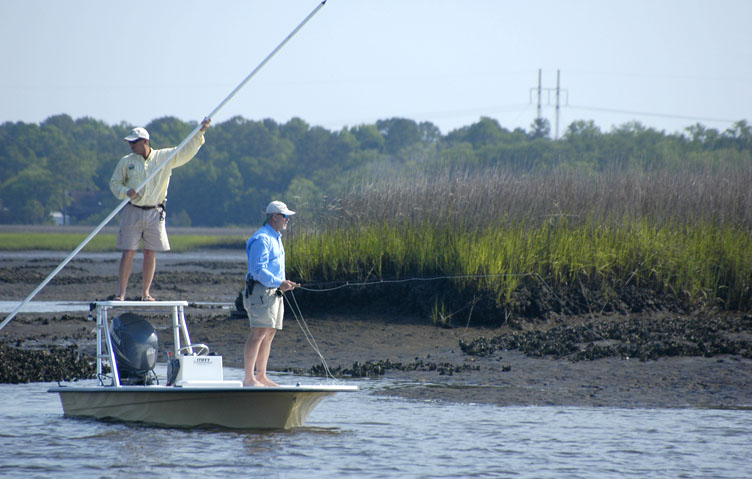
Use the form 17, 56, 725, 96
566, 104, 740, 125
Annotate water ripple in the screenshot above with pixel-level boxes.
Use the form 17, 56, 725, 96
1, 372, 751, 478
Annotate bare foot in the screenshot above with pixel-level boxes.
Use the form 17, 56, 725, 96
258, 377, 279, 387
114, 295, 125, 301
141, 295, 156, 301
243, 379, 264, 387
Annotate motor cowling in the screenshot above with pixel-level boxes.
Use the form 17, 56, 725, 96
109, 313, 158, 384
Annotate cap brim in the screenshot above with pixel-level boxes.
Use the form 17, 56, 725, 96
266, 208, 296, 215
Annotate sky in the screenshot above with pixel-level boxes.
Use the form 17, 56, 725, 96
1, 0, 751, 137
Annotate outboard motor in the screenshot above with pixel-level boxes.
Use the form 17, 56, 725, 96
109, 313, 158, 385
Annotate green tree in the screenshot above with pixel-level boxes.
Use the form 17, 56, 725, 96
2, 113, 751, 227
285, 177, 322, 211
376, 118, 422, 155
529, 118, 551, 140
0, 167, 65, 223
418, 121, 442, 144
280, 117, 310, 144
0, 121, 41, 175
350, 124, 385, 151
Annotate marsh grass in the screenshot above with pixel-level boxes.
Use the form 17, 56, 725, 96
0, 233, 118, 251
288, 165, 752, 313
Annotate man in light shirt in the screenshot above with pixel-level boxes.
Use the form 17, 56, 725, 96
109, 118, 210, 301
243, 200, 300, 387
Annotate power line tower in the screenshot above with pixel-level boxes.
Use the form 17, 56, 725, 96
536, 69, 542, 121
529, 69, 568, 139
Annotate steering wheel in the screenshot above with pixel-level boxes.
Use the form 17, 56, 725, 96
177, 343, 210, 356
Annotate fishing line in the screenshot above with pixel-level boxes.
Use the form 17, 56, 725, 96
284, 291, 341, 384
297, 271, 627, 359
297, 272, 535, 292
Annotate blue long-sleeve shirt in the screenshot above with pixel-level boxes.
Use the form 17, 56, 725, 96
245, 224, 285, 288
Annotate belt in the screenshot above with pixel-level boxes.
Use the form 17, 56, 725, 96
129, 203, 164, 210
245, 278, 283, 296
250, 279, 270, 288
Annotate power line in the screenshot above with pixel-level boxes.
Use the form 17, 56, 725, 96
566, 104, 741, 125
529, 69, 744, 134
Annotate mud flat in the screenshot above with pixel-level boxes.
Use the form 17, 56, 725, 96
2, 251, 751, 408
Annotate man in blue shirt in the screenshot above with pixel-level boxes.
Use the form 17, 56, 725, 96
242, 200, 300, 387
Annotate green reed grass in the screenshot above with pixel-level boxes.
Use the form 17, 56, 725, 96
0, 233, 118, 251
289, 218, 751, 308
289, 218, 752, 310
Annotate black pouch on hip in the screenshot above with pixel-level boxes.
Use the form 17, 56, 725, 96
245, 278, 255, 298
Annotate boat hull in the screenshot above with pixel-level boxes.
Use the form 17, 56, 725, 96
49, 385, 357, 429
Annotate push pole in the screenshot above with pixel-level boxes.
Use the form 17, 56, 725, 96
0, 1, 327, 331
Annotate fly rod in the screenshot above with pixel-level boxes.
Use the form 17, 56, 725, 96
1, 1, 327, 331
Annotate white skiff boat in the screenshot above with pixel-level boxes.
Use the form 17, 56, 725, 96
48, 300, 357, 429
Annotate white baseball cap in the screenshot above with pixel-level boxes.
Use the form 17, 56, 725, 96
265, 201, 295, 216
124, 127, 150, 142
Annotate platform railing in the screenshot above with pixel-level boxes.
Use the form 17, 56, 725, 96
92, 301, 190, 387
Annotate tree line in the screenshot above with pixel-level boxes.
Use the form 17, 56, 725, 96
0, 114, 749, 226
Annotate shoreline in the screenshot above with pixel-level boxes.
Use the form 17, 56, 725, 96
1, 251, 751, 408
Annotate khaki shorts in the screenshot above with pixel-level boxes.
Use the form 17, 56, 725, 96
243, 283, 284, 330
117, 204, 170, 251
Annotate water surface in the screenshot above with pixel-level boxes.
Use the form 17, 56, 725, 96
1, 368, 750, 479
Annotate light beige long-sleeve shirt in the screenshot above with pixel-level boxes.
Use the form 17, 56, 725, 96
109, 131, 205, 206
